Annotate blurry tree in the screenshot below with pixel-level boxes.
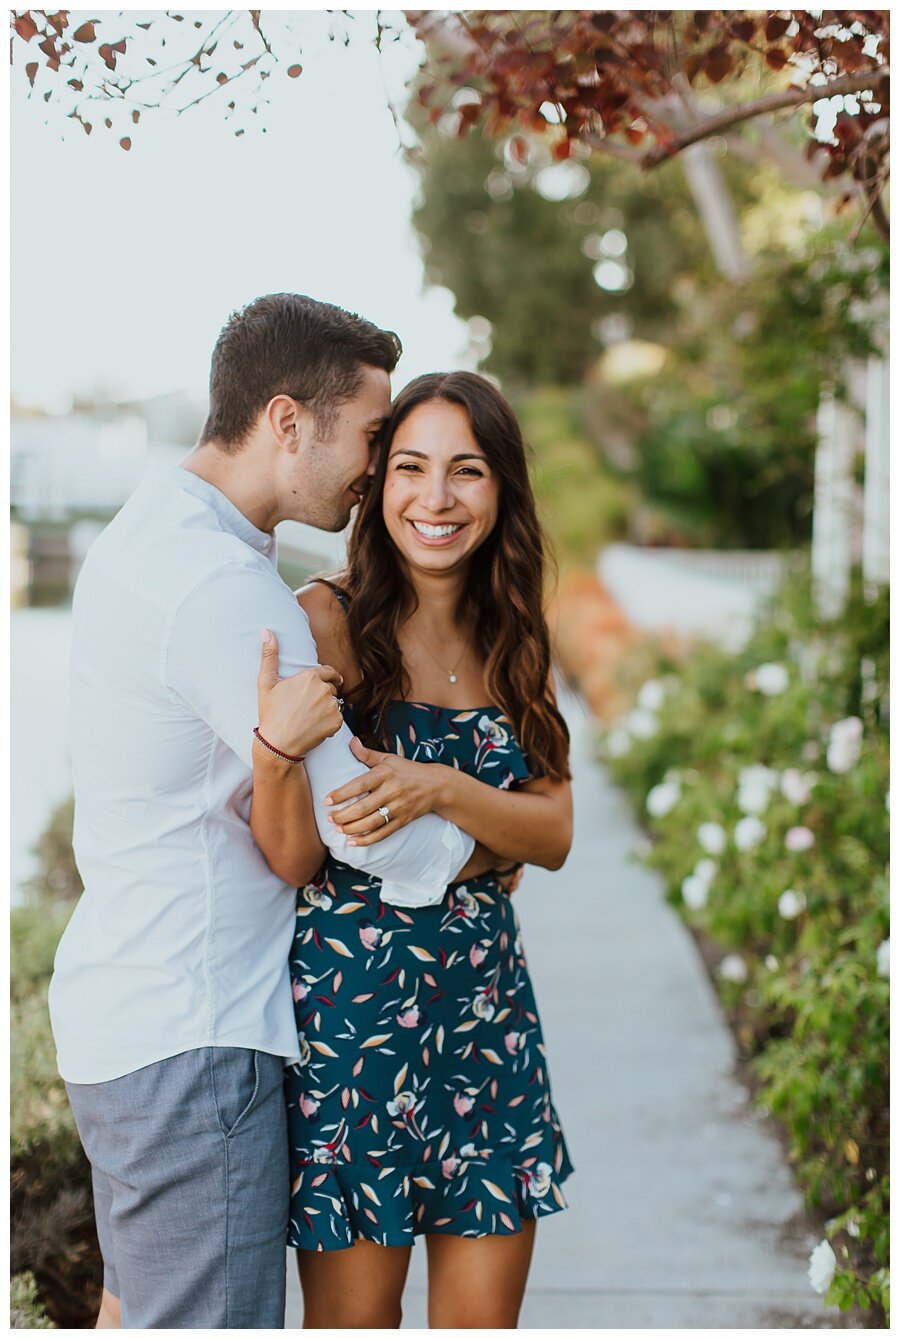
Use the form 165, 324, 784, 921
10, 10, 889, 244
407, 11, 890, 243
409, 109, 801, 385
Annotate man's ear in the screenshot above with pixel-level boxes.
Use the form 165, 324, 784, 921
265, 394, 311, 452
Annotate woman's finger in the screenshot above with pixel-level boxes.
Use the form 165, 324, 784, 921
347, 818, 399, 847
329, 790, 392, 828
333, 810, 397, 837
324, 772, 378, 807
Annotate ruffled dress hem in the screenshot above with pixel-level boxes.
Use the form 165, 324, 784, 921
287, 1137, 574, 1252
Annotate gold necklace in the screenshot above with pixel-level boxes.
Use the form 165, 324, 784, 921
411, 628, 470, 684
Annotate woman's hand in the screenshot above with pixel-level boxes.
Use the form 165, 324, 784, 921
323, 738, 447, 845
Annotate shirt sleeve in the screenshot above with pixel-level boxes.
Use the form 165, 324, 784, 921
165, 560, 474, 902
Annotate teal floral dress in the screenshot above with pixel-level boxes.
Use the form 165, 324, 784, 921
284, 695, 574, 1251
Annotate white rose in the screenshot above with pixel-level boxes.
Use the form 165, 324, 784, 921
697, 822, 727, 855
719, 953, 748, 983
734, 816, 766, 851
780, 768, 818, 805
646, 781, 681, 817
627, 707, 659, 739
778, 888, 807, 920
827, 717, 863, 774
681, 873, 709, 910
737, 780, 771, 815
637, 678, 666, 711
877, 938, 890, 978
739, 765, 780, 791
807, 1239, 837, 1295
785, 826, 815, 852
605, 727, 632, 758
745, 662, 789, 696
694, 858, 718, 884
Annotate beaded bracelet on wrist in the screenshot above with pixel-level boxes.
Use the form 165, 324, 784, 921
253, 726, 306, 765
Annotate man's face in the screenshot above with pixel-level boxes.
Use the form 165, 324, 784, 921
286, 364, 391, 532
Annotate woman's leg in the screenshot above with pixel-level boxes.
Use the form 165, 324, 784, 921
297, 1240, 413, 1329
425, 1221, 537, 1329
95, 1288, 121, 1328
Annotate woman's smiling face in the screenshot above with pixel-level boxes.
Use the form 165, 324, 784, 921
381, 399, 500, 575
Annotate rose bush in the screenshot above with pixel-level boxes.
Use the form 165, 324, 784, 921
598, 562, 889, 1324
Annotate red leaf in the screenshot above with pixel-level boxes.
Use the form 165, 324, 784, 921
45, 11, 68, 35
68, 78, 83, 90
98, 42, 117, 70
73, 20, 96, 43
764, 14, 791, 42
38, 36, 57, 58
119, 137, 131, 151
25, 61, 38, 86
216, 72, 228, 84
509, 134, 529, 164
287, 64, 302, 77
729, 18, 757, 42
104, 117, 112, 128
14, 14, 40, 41
704, 45, 733, 84
764, 47, 788, 71
132, 110, 140, 123
112, 39, 126, 54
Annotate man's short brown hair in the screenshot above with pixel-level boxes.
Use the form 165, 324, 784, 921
200, 293, 402, 450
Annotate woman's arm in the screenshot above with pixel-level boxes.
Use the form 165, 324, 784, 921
433, 769, 572, 871
326, 744, 573, 871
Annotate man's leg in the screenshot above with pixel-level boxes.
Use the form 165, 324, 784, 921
67, 1048, 289, 1329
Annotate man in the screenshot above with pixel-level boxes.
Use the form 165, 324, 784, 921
49, 294, 492, 1328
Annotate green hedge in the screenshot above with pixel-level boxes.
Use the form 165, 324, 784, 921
598, 562, 889, 1324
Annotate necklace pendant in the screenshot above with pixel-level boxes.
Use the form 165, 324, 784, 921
449, 673, 457, 684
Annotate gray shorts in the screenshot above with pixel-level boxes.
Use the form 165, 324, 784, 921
65, 1047, 288, 1329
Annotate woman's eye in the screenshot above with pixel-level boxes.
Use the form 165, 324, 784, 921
396, 462, 422, 472
457, 467, 484, 477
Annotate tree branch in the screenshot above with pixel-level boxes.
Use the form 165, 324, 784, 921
641, 68, 889, 166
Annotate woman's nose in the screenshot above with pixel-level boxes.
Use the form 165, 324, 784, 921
422, 472, 453, 511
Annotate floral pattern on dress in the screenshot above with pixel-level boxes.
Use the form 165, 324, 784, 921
285, 702, 574, 1251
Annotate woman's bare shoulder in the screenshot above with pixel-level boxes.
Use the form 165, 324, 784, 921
295, 575, 357, 683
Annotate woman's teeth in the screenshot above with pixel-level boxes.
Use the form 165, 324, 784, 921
412, 522, 463, 538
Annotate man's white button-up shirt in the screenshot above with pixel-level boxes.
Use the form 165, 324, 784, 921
49, 465, 474, 1084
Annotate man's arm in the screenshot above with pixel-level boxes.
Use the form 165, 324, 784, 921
165, 561, 475, 898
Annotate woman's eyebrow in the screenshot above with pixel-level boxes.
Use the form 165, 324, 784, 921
389, 448, 489, 463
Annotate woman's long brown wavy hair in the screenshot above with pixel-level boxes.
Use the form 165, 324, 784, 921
342, 372, 570, 781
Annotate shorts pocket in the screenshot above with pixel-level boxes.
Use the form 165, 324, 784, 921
210, 1048, 261, 1139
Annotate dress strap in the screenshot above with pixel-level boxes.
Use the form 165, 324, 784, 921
306, 576, 351, 615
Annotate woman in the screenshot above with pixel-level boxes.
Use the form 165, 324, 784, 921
286, 372, 574, 1329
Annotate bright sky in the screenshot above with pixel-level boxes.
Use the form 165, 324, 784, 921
10, 9, 471, 411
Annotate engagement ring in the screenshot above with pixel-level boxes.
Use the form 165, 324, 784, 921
378, 805, 391, 826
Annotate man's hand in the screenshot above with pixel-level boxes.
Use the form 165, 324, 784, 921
256, 629, 343, 760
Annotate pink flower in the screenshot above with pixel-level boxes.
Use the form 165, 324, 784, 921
292, 979, 309, 1003
453, 1092, 475, 1117
469, 942, 488, 968
504, 1030, 521, 1055
357, 919, 383, 951
441, 1156, 460, 1179
298, 1093, 320, 1119
397, 1005, 426, 1028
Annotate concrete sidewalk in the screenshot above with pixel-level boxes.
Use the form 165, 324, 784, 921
287, 690, 856, 1328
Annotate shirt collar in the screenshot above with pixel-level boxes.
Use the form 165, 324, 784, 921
163, 464, 276, 559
